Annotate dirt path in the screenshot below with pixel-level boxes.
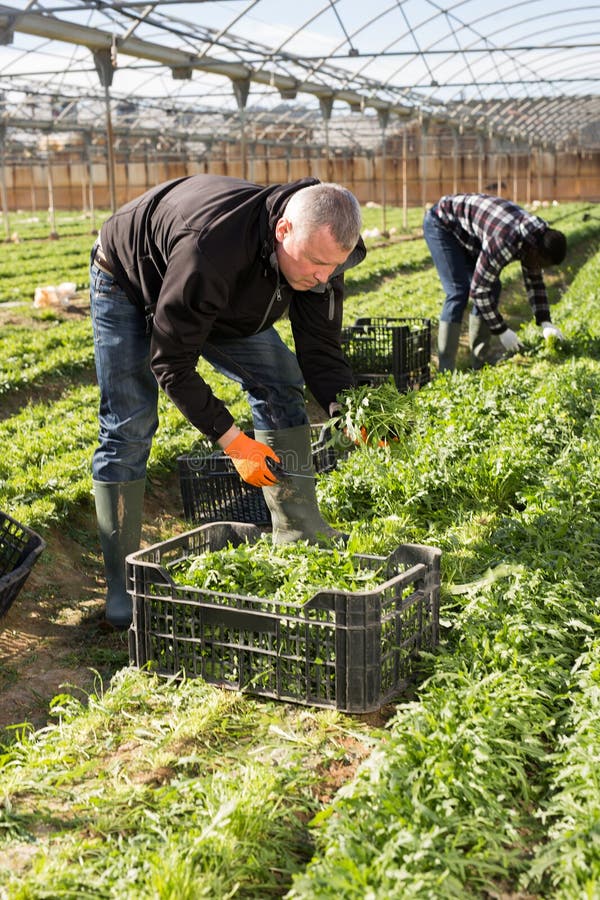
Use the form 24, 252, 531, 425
0, 473, 187, 734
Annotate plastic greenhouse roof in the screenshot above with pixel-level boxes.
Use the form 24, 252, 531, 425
0, 0, 599, 153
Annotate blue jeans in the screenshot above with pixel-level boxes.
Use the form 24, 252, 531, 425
90, 261, 307, 483
423, 209, 500, 323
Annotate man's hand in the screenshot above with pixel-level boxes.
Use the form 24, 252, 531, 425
223, 432, 281, 486
499, 328, 522, 353
541, 321, 565, 341
328, 420, 367, 451
332, 420, 402, 451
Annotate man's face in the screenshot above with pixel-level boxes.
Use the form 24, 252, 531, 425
274, 217, 350, 291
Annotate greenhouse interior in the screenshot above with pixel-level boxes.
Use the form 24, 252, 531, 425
1, 3, 600, 898
1, 0, 599, 222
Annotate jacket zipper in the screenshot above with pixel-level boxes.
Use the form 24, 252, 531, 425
254, 282, 282, 334
257, 246, 336, 330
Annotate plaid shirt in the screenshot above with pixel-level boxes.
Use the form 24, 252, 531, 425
432, 194, 550, 333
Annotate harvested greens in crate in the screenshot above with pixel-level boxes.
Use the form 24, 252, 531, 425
127, 522, 441, 713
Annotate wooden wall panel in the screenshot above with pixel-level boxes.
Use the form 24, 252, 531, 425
3, 142, 599, 210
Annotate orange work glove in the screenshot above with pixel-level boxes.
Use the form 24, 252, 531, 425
377, 432, 400, 447
223, 432, 281, 486
356, 426, 399, 447
347, 425, 369, 445
330, 422, 368, 449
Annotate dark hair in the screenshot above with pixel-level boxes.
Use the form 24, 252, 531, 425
539, 228, 567, 265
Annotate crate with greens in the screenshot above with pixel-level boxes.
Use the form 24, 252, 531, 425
127, 522, 441, 713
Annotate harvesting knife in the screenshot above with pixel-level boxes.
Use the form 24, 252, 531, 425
265, 458, 314, 480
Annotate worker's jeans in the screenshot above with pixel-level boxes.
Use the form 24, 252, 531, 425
90, 263, 307, 482
423, 209, 500, 323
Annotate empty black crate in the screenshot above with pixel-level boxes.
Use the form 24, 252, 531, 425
341, 316, 431, 392
178, 424, 338, 527
0, 511, 46, 618
178, 452, 270, 526
127, 522, 441, 713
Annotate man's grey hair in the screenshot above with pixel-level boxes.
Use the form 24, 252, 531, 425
285, 183, 362, 251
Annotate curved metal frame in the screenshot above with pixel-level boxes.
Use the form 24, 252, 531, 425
0, 0, 598, 158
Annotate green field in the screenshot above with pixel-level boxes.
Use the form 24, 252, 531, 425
1, 203, 600, 898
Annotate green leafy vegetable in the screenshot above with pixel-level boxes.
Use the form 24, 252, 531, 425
170, 535, 383, 609
330, 379, 417, 444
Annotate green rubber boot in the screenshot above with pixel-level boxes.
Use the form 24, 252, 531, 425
93, 479, 145, 630
437, 321, 462, 372
469, 314, 494, 369
256, 425, 345, 546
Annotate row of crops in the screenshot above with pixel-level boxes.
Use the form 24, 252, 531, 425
0, 204, 599, 897
1, 204, 597, 529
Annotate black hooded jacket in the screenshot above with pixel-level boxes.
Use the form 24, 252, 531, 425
99, 174, 366, 440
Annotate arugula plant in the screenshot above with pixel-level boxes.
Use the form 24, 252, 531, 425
169, 535, 384, 611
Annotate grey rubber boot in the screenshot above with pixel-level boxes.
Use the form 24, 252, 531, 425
437, 321, 462, 372
256, 425, 345, 545
93, 479, 145, 630
469, 314, 494, 370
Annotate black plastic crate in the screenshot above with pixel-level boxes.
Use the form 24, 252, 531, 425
178, 452, 270, 526
0, 511, 46, 618
127, 522, 441, 713
341, 316, 431, 392
177, 424, 338, 527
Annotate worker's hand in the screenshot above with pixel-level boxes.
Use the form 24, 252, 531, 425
356, 426, 401, 447
541, 321, 565, 341
223, 432, 281, 486
332, 420, 400, 449
499, 328, 522, 353
330, 420, 368, 449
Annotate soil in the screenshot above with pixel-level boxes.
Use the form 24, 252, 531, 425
0, 472, 188, 735
0, 298, 216, 734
